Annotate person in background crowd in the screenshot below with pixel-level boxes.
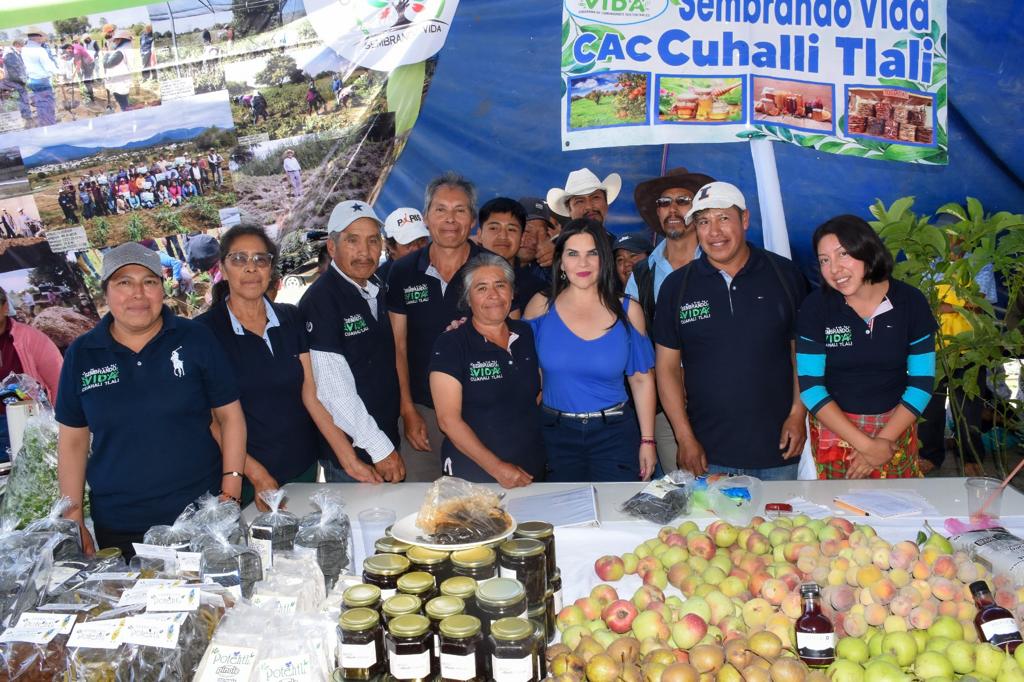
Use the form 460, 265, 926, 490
331, 73, 343, 104
251, 91, 268, 124
300, 201, 403, 483
22, 27, 60, 127
58, 187, 78, 223
515, 196, 555, 280
103, 29, 135, 111
0, 285, 62, 460
0, 210, 15, 238
2, 38, 33, 126
283, 149, 302, 198
379, 207, 430, 284
208, 148, 224, 188
139, 24, 154, 80
198, 225, 380, 506
612, 232, 654, 289
524, 219, 657, 482
477, 197, 547, 317
387, 172, 485, 481
654, 181, 808, 479
56, 243, 246, 557
61, 40, 95, 102
797, 215, 937, 479
306, 81, 326, 115
202, 28, 212, 46
547, 168, 620, 236
430, 254, 545, 486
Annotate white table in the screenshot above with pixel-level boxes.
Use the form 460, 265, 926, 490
247, 479, 1024, 604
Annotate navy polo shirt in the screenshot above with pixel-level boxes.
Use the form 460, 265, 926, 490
299, 264, 400, 457
55, 307, 239, 533
652, 245, 808, 469
385, 242, 485, 407
429, 319, 545, 482
195, 299, 319, 483
795, 279, 938, 416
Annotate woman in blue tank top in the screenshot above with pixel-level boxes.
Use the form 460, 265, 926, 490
523, 219, 657, 481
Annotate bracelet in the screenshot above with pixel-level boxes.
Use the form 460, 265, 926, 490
222, 471, 243, 478
640, 437, 656, 446
218, 491, 241, 503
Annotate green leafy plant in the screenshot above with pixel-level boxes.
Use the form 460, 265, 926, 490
126, 214, 147, 242
869, 197, 1024, 475
92, 217, 109, 246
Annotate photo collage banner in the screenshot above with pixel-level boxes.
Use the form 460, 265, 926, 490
0, 0, 459, 347
560, 0, 949, 164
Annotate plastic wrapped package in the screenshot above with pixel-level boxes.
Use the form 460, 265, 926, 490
46, 549, 127, 600
294, 491, 353, 589
267, 551, 326, 605
415, 476, 513, 544
191, 602, 271, 680
620, 471, 694, 524
185, 493, 245, 550
950, 527, 1024, 585
24, 497, 82, 561
65, 604, 143, 681
199, 518, 262, 599
0, 524, 59, 629
707, 475, 763, 525
252, 551, 326, 612
254, 611, 335, 681
143, 504, 199, 552
0, 607, 81, 680
124, 594, 225, 680
248, 489, 299, 574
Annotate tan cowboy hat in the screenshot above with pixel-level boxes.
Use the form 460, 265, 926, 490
634, 167, 716, 232
111, 29, 134, 42
546, 168, 622, 217
24, 26, 46, 37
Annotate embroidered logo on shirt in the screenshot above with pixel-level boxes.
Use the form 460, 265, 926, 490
468, 360, 502, 382
170, 346, 185, 377
825, 325, 854, 347
343, 314, 368, 336
403, 283, 429, 304
678, 299, 711, 325
81, 364, 119, 392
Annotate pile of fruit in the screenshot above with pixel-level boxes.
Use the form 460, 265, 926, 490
548, 515, 1023, 681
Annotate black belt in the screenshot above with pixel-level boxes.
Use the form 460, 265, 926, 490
542, 401, 627, 422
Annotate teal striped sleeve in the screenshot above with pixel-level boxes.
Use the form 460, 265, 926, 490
797, 335, 833, 415
900, 332, 936, 416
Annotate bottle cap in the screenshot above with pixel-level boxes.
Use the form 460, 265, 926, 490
970, 580, 991, 596
799, 582, 821, 596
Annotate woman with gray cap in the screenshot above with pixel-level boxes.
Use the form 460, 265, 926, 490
55, 242, 246, 557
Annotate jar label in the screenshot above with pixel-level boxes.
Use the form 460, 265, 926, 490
492, 654, 534, 681
441, 651, 478, 680
380, 588, 397, 600
195, 644, 259, 682
341, 640, 378, 668
499, 566, 517, 581
796, 631, 835, 657
390, 649, 430, 678
982, 618, 1022, 641
434, 632, 440, 656
552, 588, 563, 613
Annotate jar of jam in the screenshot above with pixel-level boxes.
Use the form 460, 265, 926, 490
343, 583, 382, 614
543, 588, 555, 643
383, 593, 423, 626
386, 614, 437, 681
376, 536, 412, 555
527, 601, 548, 646
406, 546, 452, 583
489, 617, 538, 682
498, 539, 547, 607
549, 569, 563, 614
450, 547, 497, 581
398, 571, 438, 603
513, 522, 556, 580
441, 576, 478, 619
440, 614, 487, 682
475, 578, 527, 637
426, 595, 465, 657
338, 607, 384, 679
363, 553, 410, 600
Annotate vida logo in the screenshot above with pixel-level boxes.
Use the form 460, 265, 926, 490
583, 0, 648, 10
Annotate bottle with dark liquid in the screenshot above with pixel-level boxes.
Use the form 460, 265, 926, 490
795, 583, 835, 667
971, 580, 1023, 652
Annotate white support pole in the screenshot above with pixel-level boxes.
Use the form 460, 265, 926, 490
749, 137, 791, 259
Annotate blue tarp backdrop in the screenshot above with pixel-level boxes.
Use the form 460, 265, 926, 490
376, 0, 1024, 279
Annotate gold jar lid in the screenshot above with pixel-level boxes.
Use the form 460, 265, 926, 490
95, 547, 123, 560
490, 617, 534, 641
397, 571, 436, 595
388, 613, 431, 638
441, 576, 477, 600
514, 521, 553, 540
406, 546, 449, 565
426, 595, 465, 620
343, 583, 382, 608
475, 578, 525, 608
375, 536, 412, 554
450, 546, 496, 569
339, 607, 380, 632
383, 593, 422, 617
499, 538, 545, 558
440, 614, 481, 639
364, 553, 410, 576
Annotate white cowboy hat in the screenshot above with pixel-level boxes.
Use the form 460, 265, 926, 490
546, 168, 622, 217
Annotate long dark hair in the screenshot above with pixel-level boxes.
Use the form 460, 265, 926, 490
812, 215, 893, 288
551, 218, 628, 330
210, 223, 280, 305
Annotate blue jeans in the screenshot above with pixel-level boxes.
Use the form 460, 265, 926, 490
541, 402, 640, 482
706, 462, 799, 481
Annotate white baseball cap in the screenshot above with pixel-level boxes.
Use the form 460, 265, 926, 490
384, 207, 430, 245
327, 200, 382, 234
685, 181, 747, 225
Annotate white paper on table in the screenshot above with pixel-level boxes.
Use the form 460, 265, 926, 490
833, 489, 939, 518
506, 486, 599, 527
784, 497, 832, 519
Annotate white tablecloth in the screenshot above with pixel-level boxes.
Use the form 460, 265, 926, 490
247, 478, 1024, 604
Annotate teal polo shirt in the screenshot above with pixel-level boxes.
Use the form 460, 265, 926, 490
56, 307, 239, 533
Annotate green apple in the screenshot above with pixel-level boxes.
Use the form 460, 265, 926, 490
999, 667, 1024, 682
911, 630, 929, 655
863, 660, 905, 682
881, 632, 918, 667
946, 640, 976, 674
928, 615, 964, 641
1014, 642, 1024, 669
869, 632, 885, 658
837, 637, 870, 664
915, 652, 955, 680
976, 644, 1008, 680
829, 660, 866, 682
925, 637, 952, 653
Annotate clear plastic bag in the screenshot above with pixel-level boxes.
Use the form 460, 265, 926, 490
707, 475, 763, 526
620, 471, 694, 524
248, 489, 298, 574
0, 606, 83, 681
0, 520, 60, 629
199, 518, 262, 599
295, 491, 353, 589
24, 497, 83, 561
253, 550, 326, 612
187, 494, 245, 551
143, 503, 199, 552
415, 476, 513, 544
191, 602, 270, 680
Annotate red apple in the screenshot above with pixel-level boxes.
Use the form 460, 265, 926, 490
602, 599, 639, 634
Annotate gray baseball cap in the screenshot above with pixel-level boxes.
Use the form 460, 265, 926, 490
101, 242, 162, 284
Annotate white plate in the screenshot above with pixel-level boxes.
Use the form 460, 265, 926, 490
388, 512, 516, 551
